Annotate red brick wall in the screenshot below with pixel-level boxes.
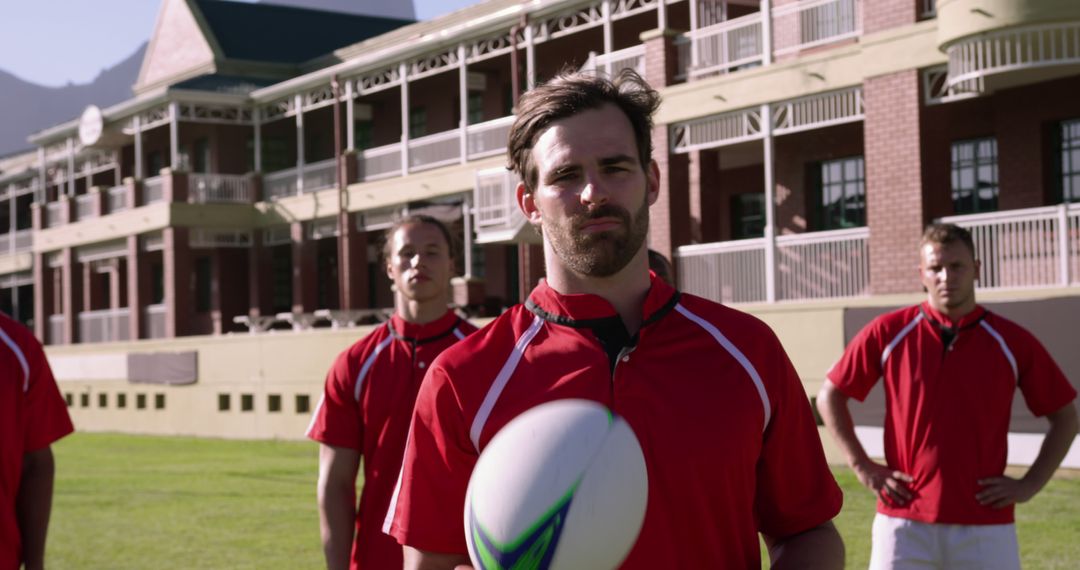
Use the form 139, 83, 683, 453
863, 0, 918, 35
775, 122, 865, 233
712, 163, 762, 242
864, 70, 924, 294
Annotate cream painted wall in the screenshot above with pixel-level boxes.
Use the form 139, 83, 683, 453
937, 0, 1080, 48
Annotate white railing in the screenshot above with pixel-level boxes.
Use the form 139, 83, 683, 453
302, 158, 338, 193
45, 201, 65, 228
78, 307, 131, 343
14, 229, 32, 252
409, 130, 462, 172
48, 314, 65, 345
357, 143, 403, 181
940, 203, 1080, 290
473, 167, 528, 243
0, 234, 8, 254
75, 193, 96, 221
773, 0, 861, 57
947, 22, 1080, 92
676, 226, 870, 304
589, 45, 647, 77
107, 185, 129, 213
686, 13, 764, 78
189, 173, 252, 203
143, 176, 165, 204
145, 303, 167, 339
467, 116, 515, 160
264, 168, 298, 200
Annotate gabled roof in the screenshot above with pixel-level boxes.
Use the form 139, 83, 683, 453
192, 0, 414, 65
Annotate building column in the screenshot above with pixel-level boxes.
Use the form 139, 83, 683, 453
61, 247, 79, 344
163, 227, 192, 337
339, 219, 368, 310
762, 103, 778, 302
865, 70, 925, 294
169, 102, 180, 170
253, 107, 263, 173
134, 115, 144, 180
459, 44, 469, 164
688, 149, 719, 244
291, 222, 317, 312
210, 250, 224, 335
32, 251, 49, 342
642, 28, 690, 261
127, 236, 143, 340
295, 94, 305, 194
399, 62, 410, 175
66, 138, 75, 197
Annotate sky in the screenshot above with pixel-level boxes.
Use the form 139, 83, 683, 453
0, 0, 478, 87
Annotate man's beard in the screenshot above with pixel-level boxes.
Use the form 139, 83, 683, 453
544, 197, 650, 278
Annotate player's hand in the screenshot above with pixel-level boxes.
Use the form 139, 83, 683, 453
453, 566, 475, 570
975, 476, 1037, 509
853, 459, 914, 506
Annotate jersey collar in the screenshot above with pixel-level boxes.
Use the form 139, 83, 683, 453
389, 310, 461, 344
919, 301, 987, 329
525, 271, 680, 329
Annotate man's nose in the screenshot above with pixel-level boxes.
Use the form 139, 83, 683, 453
580, 176, 609, 206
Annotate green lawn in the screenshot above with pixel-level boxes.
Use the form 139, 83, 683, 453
46, 433, 1080, 569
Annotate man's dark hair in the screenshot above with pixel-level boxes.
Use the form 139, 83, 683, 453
380, 214, 457, 263
507, 68, 661, 194
921, 223, 976, 257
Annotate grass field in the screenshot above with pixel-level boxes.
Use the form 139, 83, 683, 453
46, 433, 1080, 569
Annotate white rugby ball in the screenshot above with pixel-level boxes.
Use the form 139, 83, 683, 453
464, 399, 648, 570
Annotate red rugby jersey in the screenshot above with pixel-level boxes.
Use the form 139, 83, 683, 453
385, 276, 841, 568
1, 313, 74, 570
827, 302, 1077, 525
307, 310, 476, 570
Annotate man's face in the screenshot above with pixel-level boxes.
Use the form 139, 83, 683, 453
518, 103, 659, 278
919, 240, 980, 315
385, 222, 453, 303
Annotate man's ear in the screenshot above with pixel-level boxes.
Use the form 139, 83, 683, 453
517, 181, 542, 224
646, 160, 660, 206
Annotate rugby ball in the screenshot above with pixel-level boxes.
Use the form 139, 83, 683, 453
465, 399, 648, 570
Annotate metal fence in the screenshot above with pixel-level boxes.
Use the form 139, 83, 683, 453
143, 176, 165, 204
188, 173, 252, 203
78, 308, 131, 343
940, 203, 1080, 289
107, 185, 129, 213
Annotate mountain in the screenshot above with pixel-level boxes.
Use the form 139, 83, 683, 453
0, 43, 145, 158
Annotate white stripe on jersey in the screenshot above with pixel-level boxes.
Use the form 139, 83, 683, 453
675, 304, 772, 432
0, 325, 30, 392
979, 320, 1019, 383
469, 315, 544, 450
881, 313, 924, 369
355, 335, 395, 402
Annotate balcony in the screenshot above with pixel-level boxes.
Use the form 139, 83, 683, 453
0, 229, 33, 256
682, 13, 764, 80
45, 201, 66, 228
409, 130, 461, 172
188, 173, 253, 203
143, 176, 165, 204
264, 159, 338, 200
472, 167, 533, 244
48, 314, 65, 345
583, 45, 647, 77
74, 193, 97, 222
466, 116, 516, 160
145, 303, 166, 339
107, 185, 129, 213
78, 307, 131, 343
940, 203, 1080, 290
676, 226, 870, 304
773, 0, 861, 57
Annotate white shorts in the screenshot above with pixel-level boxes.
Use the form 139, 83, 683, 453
868, 513, 1021, 570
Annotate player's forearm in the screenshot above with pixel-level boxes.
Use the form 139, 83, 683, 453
816, 383, 872, 470
317, 480, 357, 570
1022, 403, 1079, 495
17, 447, 56, 570
402, 546, 471, 570
763, 521, 844, 570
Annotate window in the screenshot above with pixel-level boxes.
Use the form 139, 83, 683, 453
65, 393, 74, 407
468, 92, 485, 125
271, 246, 293, 313
98, 393, 108, 408
195, 256, 212, 312
268, 394, 282, 413
147, 152, 164, 177
154, 394, 166, 410
730, 193, 765, 239
815, 156, 866, 230
117, 393, 127, 409
261, 137, 291, 173
1058, 119, 1080, 203
355, 120, 374, 150
80, 393, 90, 408
218, 393, 231, 412
193, 139, 211, 173
295, 394, 311, 414
409, 107, 427, 139
951, 138, 998, 214
136, 394, 147, 409
150, 262, 164, 304
241, 394, 254, 412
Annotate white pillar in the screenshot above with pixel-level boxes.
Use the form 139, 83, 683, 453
463, 194, 473, 278
459, 44, 469, 164
657, 0, 667, 29
133, 115, 144, 179
169, 102, 180, 170
602, 0, 613, 75
37, 147, 46, 203
690, 0, 700, 69
525, 24, 536, 89
295, 94, 305, 194
345, 79, 355, 151
400, 62, 410, 175
761, 103, 776, 303
66, 138, 75, 197
1058, 204, 1071, 286
113, 150, 121, 187
253, 107, 263, 173
762, 0, 773, 66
